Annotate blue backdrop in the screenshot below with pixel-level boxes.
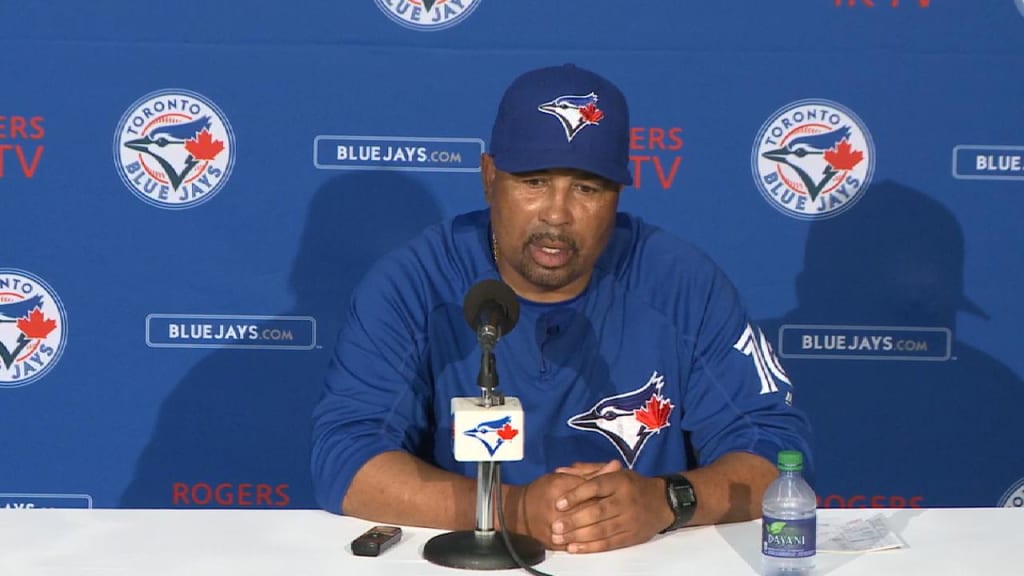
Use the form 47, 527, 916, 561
2, 0, 1022, 511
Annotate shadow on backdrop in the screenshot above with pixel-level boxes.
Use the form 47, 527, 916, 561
120, 172, 444, 508
760, 180, 1023, 507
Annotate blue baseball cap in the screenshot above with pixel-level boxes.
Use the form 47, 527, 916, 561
489, 64, 633, 187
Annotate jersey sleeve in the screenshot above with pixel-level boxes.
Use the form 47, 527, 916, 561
680, 267, 814, 482
310, 254, 433, 514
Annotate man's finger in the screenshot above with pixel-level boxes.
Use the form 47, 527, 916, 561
555, 473, 616, 511
562, 521, 633, 553
566, 530, 636, 554
554, 460, 620, 479
553, 461, 605, 477
551, 497, 610, 537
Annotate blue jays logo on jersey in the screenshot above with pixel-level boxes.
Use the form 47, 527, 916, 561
463, 415, 520, 456
567, 371, 674, 469
114, 89, 235, 210
539, 93, 606, 143
0, 269, 68, 388
752, 99, 875, 220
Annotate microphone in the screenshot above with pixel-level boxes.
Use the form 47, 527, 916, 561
424, 278, 544, 570
463, 279, 519, 351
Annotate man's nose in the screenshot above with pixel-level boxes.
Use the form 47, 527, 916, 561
539, 182, 573, 226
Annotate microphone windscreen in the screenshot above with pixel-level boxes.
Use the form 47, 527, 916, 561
463, 279, 520, 335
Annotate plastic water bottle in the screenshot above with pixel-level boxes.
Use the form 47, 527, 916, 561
761, 450, 816, 576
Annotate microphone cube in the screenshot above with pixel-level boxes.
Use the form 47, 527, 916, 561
451, 397, 524, 462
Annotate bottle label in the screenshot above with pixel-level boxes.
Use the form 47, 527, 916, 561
762, 516, 816, 558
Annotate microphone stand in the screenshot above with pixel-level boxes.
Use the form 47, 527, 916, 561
422, 339, 545, 570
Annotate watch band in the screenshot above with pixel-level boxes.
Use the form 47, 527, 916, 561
660, 473, 697, 533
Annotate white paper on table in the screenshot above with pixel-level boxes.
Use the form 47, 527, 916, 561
817, 513, 906, 553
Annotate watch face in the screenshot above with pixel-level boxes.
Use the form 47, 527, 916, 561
673, 484, 696, 506
663, 475, 697, 532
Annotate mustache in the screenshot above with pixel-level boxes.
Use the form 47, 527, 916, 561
526, 232, 578, 251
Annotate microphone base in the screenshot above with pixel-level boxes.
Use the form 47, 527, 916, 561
423, 529, 545, 570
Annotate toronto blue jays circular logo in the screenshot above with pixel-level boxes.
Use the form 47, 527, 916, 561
0, 269, 68, 388
374, 0, 481, 31
999, 477, 1024, 507
752, 99, 875, 220
114, 89, 235, 210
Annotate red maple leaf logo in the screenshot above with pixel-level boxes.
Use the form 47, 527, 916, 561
17, 307, 56, 339
635, 395, 673, 431
496, 423, 519, 441
823, 139, 864, 171
184, 129, 225, 161
579, 103, 604, 124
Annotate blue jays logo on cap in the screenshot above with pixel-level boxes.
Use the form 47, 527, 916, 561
567, 371, 674, 469
464, 415, 520, 456
539, 93, 605, 142
489, 64, 633, 186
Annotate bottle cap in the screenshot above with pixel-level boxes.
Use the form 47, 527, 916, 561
777, 450, 803, 472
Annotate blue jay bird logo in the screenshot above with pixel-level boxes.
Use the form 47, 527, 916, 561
115, 89, 235, 210
567, 371, 674, 469
0, 269, 67, 389
0, 295, 44, 325
463, 415, 520, 457
123, 116, 216, 192
0, 294, 46, 372
761, 126, 856, 203
753, 99, 874, 220
538, 93, 606, 142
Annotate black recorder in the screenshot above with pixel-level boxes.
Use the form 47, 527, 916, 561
351, 525, 403, 557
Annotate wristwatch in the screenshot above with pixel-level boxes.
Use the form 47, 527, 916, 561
660, 473, 697, 533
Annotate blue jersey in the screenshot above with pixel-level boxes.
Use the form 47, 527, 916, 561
312, 209, 812, 513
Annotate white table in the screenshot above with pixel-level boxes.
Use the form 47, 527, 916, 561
0, 508, 1018, 575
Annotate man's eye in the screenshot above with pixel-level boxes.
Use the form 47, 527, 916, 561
523, 178, 546, 187
574, 184, 599, 195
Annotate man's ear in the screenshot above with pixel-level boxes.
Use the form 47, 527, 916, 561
481, 153, 496, 204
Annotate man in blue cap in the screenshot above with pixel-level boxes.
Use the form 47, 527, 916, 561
312, 64, 812, 553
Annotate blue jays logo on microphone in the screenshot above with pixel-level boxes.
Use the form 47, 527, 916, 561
752, 99, 874, 220
463, 415, 520, 456
539, 93, 605, 143
567, 371, 674, 469
114, 89, 235, 210
0, 269, 67, 388
375, 0, 481, 31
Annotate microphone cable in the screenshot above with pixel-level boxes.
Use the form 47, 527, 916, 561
492, 468, 557, 576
